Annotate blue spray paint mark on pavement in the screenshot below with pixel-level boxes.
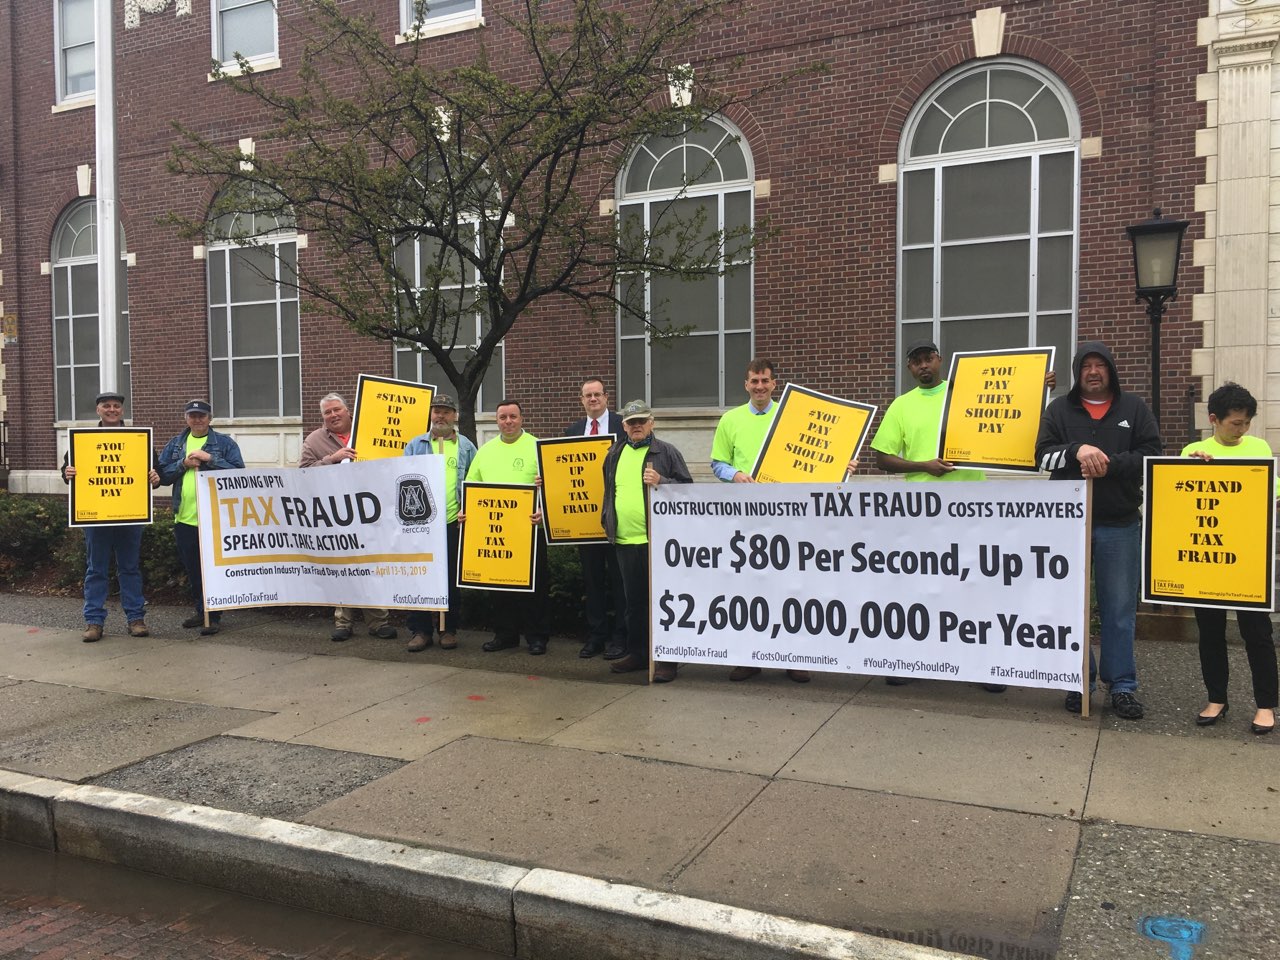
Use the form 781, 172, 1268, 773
1139, 915, 1204, 960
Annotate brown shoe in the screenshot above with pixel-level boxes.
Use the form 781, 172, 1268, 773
406, 633, 432, 653
127, 620, 150, 638
728, 666, 761, 681
610, 654, 646, 673
438, 633, 458, 649
786, 670, 810, 683
82, 623, 103, 643
653, 663, 678, 683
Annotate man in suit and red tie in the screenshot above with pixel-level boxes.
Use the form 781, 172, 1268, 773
565, 377, 628, 659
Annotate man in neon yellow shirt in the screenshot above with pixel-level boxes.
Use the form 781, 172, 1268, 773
601, 399, 693, 682
463, 399, 550, 655
871, 339, 985, 483
710, 358, 779, 483
712, 358, 811, 683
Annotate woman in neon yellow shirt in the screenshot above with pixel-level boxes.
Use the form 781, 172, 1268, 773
1181, 383, 1277, 734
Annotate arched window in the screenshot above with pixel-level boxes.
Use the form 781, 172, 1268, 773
51, 200, 129, 421
617, 118, 754, 406
206, 182, 301, 418
899, 61, 1078, 392
393, 159, 504, 411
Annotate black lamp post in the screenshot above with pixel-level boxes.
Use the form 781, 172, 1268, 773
1125, 209, 1190, 424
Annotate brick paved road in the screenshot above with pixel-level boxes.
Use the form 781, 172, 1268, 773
0, 842, 502, 960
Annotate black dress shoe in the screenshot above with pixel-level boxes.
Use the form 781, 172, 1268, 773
1196, 703, 1228, 726
579, 642, 604, 659
482, 636, 519, 652
182, 615, 204, 629
602, 645, 627, 661
527, 639, 548, 656
1252, 721, 1275, 735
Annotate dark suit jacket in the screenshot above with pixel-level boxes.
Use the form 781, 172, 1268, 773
565, 412, 624, 440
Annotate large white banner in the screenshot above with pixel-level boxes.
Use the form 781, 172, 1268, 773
649, 481, 1089, 690
196, 456, 449, 611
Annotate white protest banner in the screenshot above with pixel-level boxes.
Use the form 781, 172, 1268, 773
196, 455, 448, 611
649, 481, 1089, 690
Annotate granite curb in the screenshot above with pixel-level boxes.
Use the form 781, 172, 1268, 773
0, 769, 978, 960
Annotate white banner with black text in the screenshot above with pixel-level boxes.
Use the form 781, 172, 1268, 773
649, 481, 1089, 690
196, 456, 449, 611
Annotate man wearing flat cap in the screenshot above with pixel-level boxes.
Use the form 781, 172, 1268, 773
401, 393, 476, 652
300, 392, 396, 643
61, 391, 161, 643
601, 399, 692, 681
158, 399, 244, 635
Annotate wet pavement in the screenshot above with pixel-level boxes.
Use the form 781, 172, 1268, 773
1, 593, 1278, 959
0, 840, 505, 959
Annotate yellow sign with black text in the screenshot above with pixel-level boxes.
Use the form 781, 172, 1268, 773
751, 384, 875, 483
536, 435, 613, 544
68, 428, 154, 526
348, 374, 434, 461
1143, 457, 1275, 610
458, 482, 539, 591
939, 349, 1053, 472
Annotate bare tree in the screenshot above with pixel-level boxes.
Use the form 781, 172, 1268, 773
167, 0, 802, 439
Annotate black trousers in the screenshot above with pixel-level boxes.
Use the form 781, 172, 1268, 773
615, 542, 650, 663
409, 521, 461, 636
490, 532, 550, 645
578, 542, 626, 648
173, 521, 219, 622
1195, 607, 1277, 708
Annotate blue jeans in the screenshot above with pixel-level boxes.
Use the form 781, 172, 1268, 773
1091, 520, 1141, 694
83, 525, 146, 625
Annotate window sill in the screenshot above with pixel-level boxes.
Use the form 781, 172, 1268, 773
396, 15, 484, 43
209, 56, 282, 82
51, 96, 95, 114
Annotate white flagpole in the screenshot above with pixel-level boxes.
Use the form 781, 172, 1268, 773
95, 0, 120, 395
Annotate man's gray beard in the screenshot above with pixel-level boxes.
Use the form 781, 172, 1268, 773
431, 425, 456, 438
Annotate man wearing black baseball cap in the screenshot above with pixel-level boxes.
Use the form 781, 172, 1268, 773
157, 399, 244, 635
61, 390, 161, 642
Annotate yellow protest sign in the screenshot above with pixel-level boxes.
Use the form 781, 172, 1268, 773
536, 435, 613, 544
939, 348, 1053, 471
348, 374, 434, 461
68, 428, 154, 526
458, 482, 539, 591
1143, 457, 1276, 610
751, 384, 875, 483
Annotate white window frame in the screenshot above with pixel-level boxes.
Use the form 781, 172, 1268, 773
51, 200, 131, 421
896, 60, 1080, 394
616, 118, 755, 408
210, 0, 280, 71
393, 214, 503, 413
398, 0, 483, 41
55, 0, 95, 105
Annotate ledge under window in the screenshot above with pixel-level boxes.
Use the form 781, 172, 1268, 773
51, 95, 95, 114
396, 15, 484, 44
209, 56, 282, 82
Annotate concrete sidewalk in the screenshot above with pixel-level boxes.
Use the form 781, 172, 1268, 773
0, 596, 1276, 960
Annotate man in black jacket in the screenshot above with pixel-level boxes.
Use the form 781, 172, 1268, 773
565, 377, 627, 659
601, 400, 693, 681
1036, 341, 1162, 719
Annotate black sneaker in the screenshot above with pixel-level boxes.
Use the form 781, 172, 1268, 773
1064, 691, 1082, 714
1111, 691, 1144, 720
182, 614, 204, 629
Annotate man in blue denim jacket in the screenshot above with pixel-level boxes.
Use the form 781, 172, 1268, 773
401, 394, 476, 652
157, 399, 244, 635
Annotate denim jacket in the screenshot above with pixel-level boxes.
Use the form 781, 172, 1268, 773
157, 427, 245, 515
402, 431, 478, 494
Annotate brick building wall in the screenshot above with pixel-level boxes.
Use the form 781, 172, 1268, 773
0, 0, 1207, 489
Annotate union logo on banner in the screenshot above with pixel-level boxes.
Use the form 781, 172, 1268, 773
397, 475, 437, 526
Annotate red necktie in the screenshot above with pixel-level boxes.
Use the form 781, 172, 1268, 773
590, 420, 599, 435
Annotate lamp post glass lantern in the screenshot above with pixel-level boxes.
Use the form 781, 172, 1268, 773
1125, 208, 1189, 424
